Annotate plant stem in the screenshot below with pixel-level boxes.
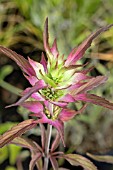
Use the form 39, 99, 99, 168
43, 124, 52, 170
0, 79, 22, 95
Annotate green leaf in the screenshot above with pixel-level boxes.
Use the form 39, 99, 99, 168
9, 144, 21, 165
63, 154, 98, 170
0, 146, 8, 163
5, 166, 16, 170
87, 153, 113, 164
0, 65, 13, 80
0, 122, 17, 135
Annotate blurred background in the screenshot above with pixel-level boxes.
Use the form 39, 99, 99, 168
1, 0, 113, 169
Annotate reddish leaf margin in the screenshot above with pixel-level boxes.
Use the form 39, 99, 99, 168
0, 119, 37, 148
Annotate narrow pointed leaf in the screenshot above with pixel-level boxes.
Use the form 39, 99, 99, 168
81, 66, 94, 74
87, 153, 113, 164
11, 137, 42, 152
59, 104, 87, 122
72, 76, 107, 95
28, 57, 45, 79
43, 17, 55, 62
50, 156, 59, 170
39, 124, 46, 150
0, 45, 35, 76
40, 52, 47, 72
43, 18, 51, 54
24, 74, 38, 86
0, 119, 37, 148
65, 24, 113, 66
6, 80, 46, 108
51, 132, 61, 152
21, 87, 44, 101
75, 94, 113, 110
63, 154, 98, 170
59, 94, 75, 103
51, 151, 64, 156
51, 38, 59, 58
30, 152, 42, 170
35, 157, 43, 170
21, 101, 43, 113
36, 117, 65, 147
51, 120, 65, 147
32, 141, 43, 152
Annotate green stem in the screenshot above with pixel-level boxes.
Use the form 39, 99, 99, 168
43, 124, 52, 170
0, 80, 22, 96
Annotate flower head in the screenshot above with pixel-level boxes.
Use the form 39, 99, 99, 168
1, 18, 113, 145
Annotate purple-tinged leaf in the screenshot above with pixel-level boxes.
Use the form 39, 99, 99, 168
51, 38, 59, 58
32, 141, 43, 152
0, 119, 37, 148
72, 76, 107, 95
35, 157, 43, 170
51, 101, 68, 107
59, 94, 75, 103
62, 154, 98, 170
24, 74, 38, 86
59, 104, 87, 122
43, 18, 51, 54
68, 82, 86, 92
31, 92, 45, 101
35, 116, 65, 147
71, 72, 90, 84
21, 87, 45, 101
6, 80, 46, 108
40, 52, 47, 72
50, 156, 59, 170
50, 120, 65, 147
39, 123, 46, 150
35, 156, 43, 170
65, 62, 89, 71
21, 101, 43, 114
0, 45, 35, 76
87, 153, 113, 164
30, 152, 42, 170
28, 57, 45, 79
51, 151, 64, 156
59, 109, 78, 122
81, 66, 94, 74
51, 132, 61, 152
75, 93, 113, 110
65, 24, 113, 66
11, 136, 41, 152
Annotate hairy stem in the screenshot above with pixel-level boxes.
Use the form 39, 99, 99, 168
43, 124, 52, 170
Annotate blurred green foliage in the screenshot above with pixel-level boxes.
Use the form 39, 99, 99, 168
5, 166, 16, 170
0, 65, 13, 80
0, 145, 21, 169
1, 0, 113, 169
